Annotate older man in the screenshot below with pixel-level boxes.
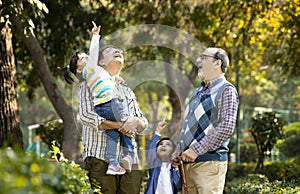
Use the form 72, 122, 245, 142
172, 47, 239, 194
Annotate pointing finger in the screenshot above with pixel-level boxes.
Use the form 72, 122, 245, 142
92, 21, 97, 28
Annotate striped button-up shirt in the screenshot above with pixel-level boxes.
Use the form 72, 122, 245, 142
76, 81, 148, 164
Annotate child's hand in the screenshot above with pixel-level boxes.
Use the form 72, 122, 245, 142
156, 116, 167, 134
114, 75, 125, 85
91, 21, 101, 35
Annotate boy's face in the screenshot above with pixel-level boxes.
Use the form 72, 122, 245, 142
157, 139, 174, 162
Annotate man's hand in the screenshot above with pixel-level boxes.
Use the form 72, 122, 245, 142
181, 148, 198, 162
171, 149, 181, 168
118, 116, 138, 135
172, 156, 180, 169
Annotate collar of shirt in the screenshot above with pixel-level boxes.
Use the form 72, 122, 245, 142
201, 75, 225, 91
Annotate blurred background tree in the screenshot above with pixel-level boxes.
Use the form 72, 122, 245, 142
1, 0, 299, 163
250, 111, 286, 173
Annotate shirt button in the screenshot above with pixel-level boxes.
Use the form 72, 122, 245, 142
185, 119, 188, 122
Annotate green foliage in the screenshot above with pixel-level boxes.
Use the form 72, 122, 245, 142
277, 122, 300, 158
250, 111, 286, 172
225, 174, 300, 194
0, 147, 92, 194
240, 143, 258, 163
36, 120, 64, 149
226, 162, 256, 182
251, 111, 286, 152
264, 159, 300, 182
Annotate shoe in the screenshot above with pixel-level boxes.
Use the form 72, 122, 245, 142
120, 155, 133, 173
106, 160, 126, 175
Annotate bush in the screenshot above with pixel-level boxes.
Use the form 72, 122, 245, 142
277, 122, 300, 158
0, 147, 94, 194
264, 160, 300, 182
225, 174, 300, 194
226, 162, 256, 181
240, 143, 258, 163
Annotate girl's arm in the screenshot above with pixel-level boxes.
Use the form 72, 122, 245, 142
87, 22, 101, 69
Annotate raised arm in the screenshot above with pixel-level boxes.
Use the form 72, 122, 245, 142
87, 21, 101, 69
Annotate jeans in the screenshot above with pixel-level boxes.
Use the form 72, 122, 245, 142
95, 99, 133, 160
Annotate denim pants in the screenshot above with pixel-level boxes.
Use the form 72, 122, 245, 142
95, 99, 133, 160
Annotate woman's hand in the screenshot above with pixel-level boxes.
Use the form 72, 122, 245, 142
91, 21, 101, 35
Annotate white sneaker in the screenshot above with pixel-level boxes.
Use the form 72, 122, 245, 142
121, 155, 133, 173
106, 160, 126, 175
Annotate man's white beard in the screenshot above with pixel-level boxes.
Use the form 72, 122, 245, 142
198, 71, 204, 80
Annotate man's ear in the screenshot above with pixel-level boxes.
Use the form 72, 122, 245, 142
214, 59, 222, 69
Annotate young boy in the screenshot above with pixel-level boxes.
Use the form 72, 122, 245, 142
145, 118, 182, 194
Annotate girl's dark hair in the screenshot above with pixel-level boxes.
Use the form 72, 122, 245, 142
62, 51, 80, 84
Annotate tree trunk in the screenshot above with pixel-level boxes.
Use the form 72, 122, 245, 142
255, 152, 264, 174
0, 18, 23, 148
163, 52, 198, 143
13, 17, 79, 161
163, 55, 183, 142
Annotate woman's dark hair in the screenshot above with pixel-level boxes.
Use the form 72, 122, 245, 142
62, 51, 80, 84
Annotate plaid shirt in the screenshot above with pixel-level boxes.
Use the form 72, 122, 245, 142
178, 76, 239, 156
76, 81, 148, 164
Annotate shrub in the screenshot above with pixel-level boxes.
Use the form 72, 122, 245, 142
225, 174, 300, 194
277, 122, 300, 158
0, 147, 95, 194
226, 162, 256, 181
264, 160, 300, 182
